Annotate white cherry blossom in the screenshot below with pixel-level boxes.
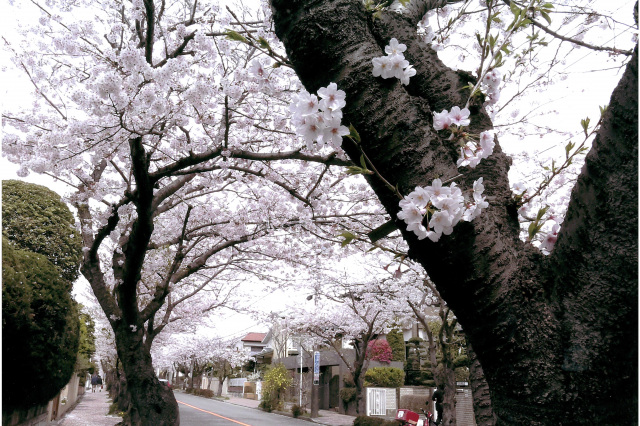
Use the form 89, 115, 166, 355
449, 106, 471, 127
318, 82, 347, 111
385, 38, 407, 56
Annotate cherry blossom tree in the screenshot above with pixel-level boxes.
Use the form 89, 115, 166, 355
206, 339, 249, 396
1, 1, 388, 423
270, 0, 637, 424
286, 277, 402, 414
3, 0, 636, 424
406, 277, 475, 426
152, 334, 247, 393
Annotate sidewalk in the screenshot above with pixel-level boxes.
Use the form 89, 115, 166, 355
54, 389, 121, 426
225, 396, 355, 426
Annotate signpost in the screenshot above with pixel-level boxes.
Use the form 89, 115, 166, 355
313, 351, 320, 385
311, 350, 319, 417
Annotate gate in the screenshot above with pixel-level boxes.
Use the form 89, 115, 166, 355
367, 388, 387, 416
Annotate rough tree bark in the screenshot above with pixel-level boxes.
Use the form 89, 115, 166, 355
271, 1, 637, 424
409, 291, 459, 425
79, 137, 180, 425
466, 340, 497, 426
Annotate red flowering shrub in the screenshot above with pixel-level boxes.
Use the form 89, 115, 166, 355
367, 339, 393, 364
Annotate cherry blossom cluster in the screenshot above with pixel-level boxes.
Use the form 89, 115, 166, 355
540, 221, 560, 252
433, 106, 495, 168
371, 38, 416, 86
290, 82, 350, 151
417, 13, 436, 45
247, 58, 274, 93
458, 130, 495, 168
511, 182, 563, 253
397, 177, 488, 242
481, 69, 502, 106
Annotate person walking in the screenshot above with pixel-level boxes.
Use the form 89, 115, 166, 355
91, 373, 98, 393
431, 384, 444, 425
97, 374, 103, 392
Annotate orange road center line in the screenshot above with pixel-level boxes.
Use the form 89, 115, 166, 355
177, 400, 253, 426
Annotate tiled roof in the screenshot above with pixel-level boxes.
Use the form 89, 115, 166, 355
241, 332, 267, 342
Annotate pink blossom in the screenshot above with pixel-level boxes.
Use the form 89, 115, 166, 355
318, 82, 346, 111
433, 110, 452, 130
384, 38, 407, 56
449, 106, 471, 127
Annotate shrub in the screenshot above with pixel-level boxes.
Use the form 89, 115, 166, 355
386, 328, 406, 362
2, 180, 82, 283
2, 180, 83, 412
2, 239, 80, 412
399, 394, 430, 413
193, 389, 214, 398
259, 399, 274, 412
366, 339, 393, 364
260, 363, 291, 412
291, 404, 305, 417
363, 367, 405, 388
343, 375, 356, 388
352, 415, 398, 426
340, 387, 357, 404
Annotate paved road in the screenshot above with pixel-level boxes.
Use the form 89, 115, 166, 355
176, 393, 309, 426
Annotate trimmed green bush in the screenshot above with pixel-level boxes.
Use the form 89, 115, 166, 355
363, 367, 405, 388
340, 387, 357, 404
2, 182, 83, 413
2, 240, 80, 411
2, 180, 82, 283
386, 328, 406, 362
291, 404, 305, 417
352, 415, 398, 425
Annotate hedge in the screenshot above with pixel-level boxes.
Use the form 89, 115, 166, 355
353, 415, 398, 426
2, 240, 80, 411
363, 367, 405, 388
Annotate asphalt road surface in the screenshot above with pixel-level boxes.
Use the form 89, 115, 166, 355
176, 393, 309, 426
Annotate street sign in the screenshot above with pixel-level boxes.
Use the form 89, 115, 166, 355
313, 351, 320, 385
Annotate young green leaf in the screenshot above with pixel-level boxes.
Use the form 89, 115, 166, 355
258, 37, 271, 50
581, 117, 590, 136
528, 222, 541, 240
349, 124, 361, 144
339, 231, 356, 247
536, 205, 550, 221
599, 104, 608, 116
346, 166, 373, 176
224, 30, 248, 43
565, 141, 574, 158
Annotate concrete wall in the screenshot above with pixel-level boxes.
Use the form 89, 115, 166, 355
3, 374, 84, 426
1, 404, 49, 426
54, 374, 82, 419
397, 386, 476, 426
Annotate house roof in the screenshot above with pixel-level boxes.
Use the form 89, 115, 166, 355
241, 332, 267, 343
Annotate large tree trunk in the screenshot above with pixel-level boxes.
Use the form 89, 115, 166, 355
441, 364, 456, 426
217, 376, 224, 397
271, 2, 637, 424
114, 328, 179, 425
467, 341, 496, 426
